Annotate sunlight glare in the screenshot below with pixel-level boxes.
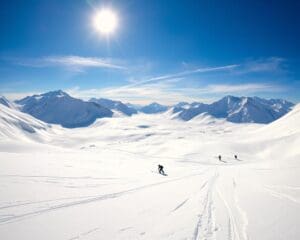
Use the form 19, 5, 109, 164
93, 8, 118, 35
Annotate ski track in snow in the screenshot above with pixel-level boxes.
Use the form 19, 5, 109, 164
0, 170, 209, 225
232, 178, 249, 240
263, 186, 300, 204
193, 171, 218, 240
216, 177, 249, 240
171, 198, 189, 212
67, 227, 101, 240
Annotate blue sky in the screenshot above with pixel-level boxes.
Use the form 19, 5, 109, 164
0, 0, 299, 104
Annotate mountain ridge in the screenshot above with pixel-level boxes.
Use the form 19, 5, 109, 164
173, 95, 294, 123
89, 98, 137, 116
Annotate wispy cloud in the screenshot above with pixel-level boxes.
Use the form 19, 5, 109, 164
8, 55, 126, 72
121, 57, 285, 88
65, 85, 207, 105
65, 82, 284, 105
197, 83, 285, 94
0, 91, 41, 101
234, 57, 286, 74
66, 79, 286, 104
127, 64, 239, 87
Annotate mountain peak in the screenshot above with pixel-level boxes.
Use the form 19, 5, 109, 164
89, 98, 137, 116
148, 102, 164, 107
140, 102, 168, 114
41, 90, 69, 98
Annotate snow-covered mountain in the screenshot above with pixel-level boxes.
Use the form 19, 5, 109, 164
126, 103, 143, 111
89, 98, 137, 116
15, 90, 113, 128
140, 102, 169, 114
174, 96, 294, 123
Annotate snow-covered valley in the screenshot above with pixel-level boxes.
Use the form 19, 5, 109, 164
0, 104, 299, 240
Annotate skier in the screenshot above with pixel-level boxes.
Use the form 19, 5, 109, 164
234, 154, 238, 160
218, 155, 222, 161
158, 164, 165, 175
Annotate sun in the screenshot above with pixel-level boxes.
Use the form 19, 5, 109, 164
93, 8, 118, 35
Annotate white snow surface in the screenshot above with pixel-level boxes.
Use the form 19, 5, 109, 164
0, 104, 56, 142
0, 96, 18, 110
0, 104, 299, 240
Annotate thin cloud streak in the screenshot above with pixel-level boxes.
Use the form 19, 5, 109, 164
199, 83, 285, 94
233, 57, 286, 75
45, 56, 126, 70
127, 64, 239, 87
65, 85, 205, 105
9, 55, 126, 71
121, 57, 284, 89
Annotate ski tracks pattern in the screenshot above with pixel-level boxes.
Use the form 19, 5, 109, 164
216, 178, 248, 240
193, 171, 218, 240
0, 170, 208, 225
263, 185, 300, 204
67, 227, 101, 240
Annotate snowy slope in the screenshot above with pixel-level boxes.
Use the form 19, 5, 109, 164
0, 96, 18, 109
0, 104, 53, 141
16, 90, 113, 128
258, 103, 300, 137
0, 102, 299, 240
249, 104, 300, 161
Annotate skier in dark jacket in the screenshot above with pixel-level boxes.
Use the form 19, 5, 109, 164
158, 164, 165, 175
218, 155, 222, 161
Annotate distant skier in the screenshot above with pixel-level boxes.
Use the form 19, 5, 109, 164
158, 164, 165, 175
234, 154, 238, 160
218, 155, 222, 161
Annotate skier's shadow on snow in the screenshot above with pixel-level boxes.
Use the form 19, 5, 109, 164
218, 159, 227, 163
151, 171, 168, 176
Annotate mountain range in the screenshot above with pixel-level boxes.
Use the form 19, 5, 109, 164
173, 96, 294, 123
0, 90, 295, 128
